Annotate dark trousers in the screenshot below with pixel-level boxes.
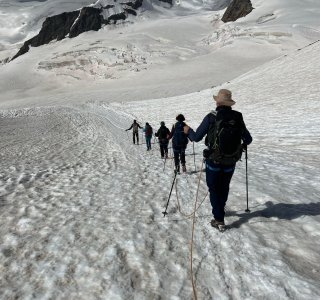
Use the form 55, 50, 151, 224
160, 140, 169, 157
173, 147, 186, 169
133, 131, 139, 144
146, 136, 152, 150
205, 162, 235, 222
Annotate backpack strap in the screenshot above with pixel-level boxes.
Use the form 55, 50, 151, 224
205, 111, 217, 147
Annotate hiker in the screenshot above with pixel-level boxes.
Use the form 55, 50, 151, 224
184, 89, 252, 230
170, 114, 189, 173
143, 122, 153, 151
155, 121, 170, 158
125, 119, 142, 144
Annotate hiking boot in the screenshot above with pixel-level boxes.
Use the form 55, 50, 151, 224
210, 219, 225, 231
175, 165, 180, 174
182, 165, 186, 173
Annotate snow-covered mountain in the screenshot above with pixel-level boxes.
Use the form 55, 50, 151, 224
0, 0, 319, 299
1, 0, 320, 104
10, 0, 255, 61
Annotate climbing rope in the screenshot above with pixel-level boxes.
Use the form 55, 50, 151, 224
189, 159, 204, 300
173, 159, 206, 300
174, 180, 208, 219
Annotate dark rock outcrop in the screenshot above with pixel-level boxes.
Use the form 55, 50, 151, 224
158, 0, 173, 5
12, 10, 79, 60
69, 7, 104, 38
11, 0, 144, 61
222, 0, 253, 23
105, 12, 127, 24
121, 0, 143, 9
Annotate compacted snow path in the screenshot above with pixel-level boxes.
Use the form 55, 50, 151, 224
2, 75, 319, 298
0, 103, 206, 298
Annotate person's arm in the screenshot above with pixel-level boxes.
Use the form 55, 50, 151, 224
242, 128, 252, 146
168, 125, 175, 139
126, 124, 133, 131
166, 128, 170, 139
240, 115, 252, 146
138, 123, 143, 129
186, 114, 211, 142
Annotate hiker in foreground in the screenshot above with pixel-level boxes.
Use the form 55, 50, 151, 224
170, 114, 189, 173
155, 121, 170, 158
125, 120, 142, 144
143, 122, 153, 151
184, 89, 252, 231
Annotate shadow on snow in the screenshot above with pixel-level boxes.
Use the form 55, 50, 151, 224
228, 201, 320, 228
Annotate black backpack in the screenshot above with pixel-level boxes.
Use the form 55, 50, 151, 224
158, 126, 169, 139
173, 122, 188, 148
206, 110, 243, 165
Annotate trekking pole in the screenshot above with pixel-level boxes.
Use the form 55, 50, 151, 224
245, 147, 250, 212
193, 142, 197, 173
163, 171, 178, 217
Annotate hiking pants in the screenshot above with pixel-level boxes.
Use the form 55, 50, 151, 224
146, 136, 152, 150
133, 131, 139, 144
206, 162, 235, 222
160, 140, 169, 157
173, 147, 186, 169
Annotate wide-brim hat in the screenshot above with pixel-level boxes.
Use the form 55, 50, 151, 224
213, 89, 236, 106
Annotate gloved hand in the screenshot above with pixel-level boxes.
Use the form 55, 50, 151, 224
242, 143, 247, 151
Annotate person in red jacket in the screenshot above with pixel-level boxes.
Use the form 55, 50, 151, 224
143, 122, 153, 151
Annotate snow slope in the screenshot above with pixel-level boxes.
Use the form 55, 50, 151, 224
0, 0, 320, 299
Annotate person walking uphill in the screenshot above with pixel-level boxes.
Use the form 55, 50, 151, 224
170, 114, 189, 173
143, 122, 153, 151
184, 89, 252, 231
125, 120, 142, 144
155, 121, 170, 158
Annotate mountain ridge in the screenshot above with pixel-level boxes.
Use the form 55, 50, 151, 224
10, 0, 254, 61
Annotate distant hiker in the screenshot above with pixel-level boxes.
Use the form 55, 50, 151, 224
155, 121, 170, 158
184, 89, 252, 230
143, 122, 153, 151
125, 120, 142, 144
170, 114, 189, 173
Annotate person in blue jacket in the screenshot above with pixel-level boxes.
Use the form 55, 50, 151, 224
184, 89, 252, 230
170, 114, 189, 173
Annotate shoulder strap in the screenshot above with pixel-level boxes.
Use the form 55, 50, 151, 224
205, 111, 218, 147
208, 110, 217, 123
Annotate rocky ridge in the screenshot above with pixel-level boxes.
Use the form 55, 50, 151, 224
222, 0, 253, 23
11, 0, 253, 61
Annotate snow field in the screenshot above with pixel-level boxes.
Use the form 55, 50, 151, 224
0, 0, 320, 299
